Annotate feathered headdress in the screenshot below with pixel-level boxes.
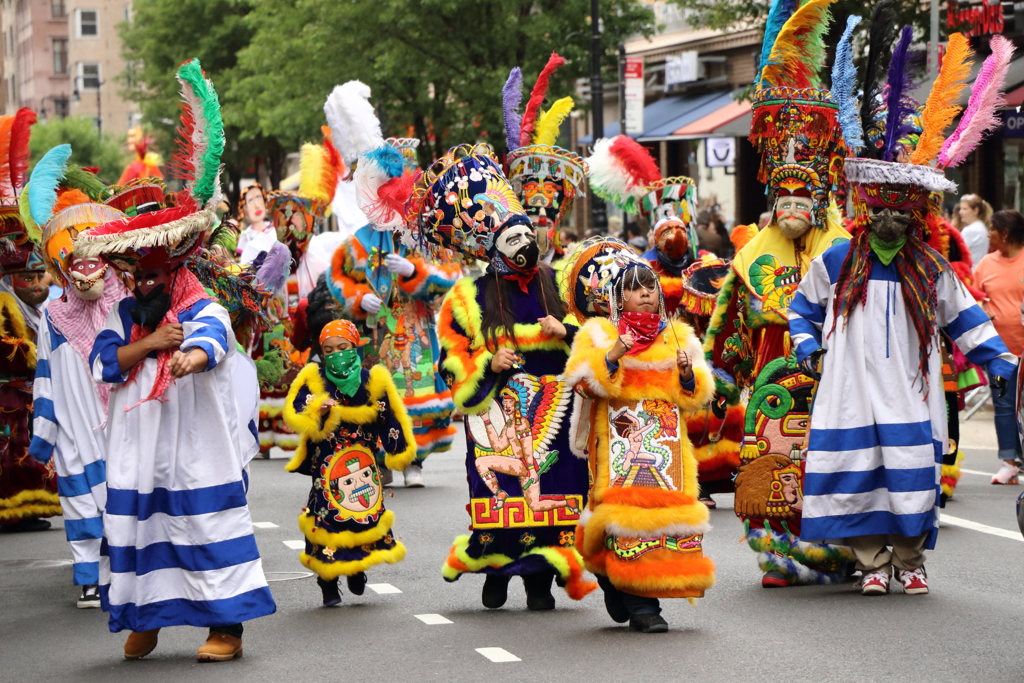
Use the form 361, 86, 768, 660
831, 15, 863, 152
756, 0, 833, 90
324, 80, 385, 168
757, 0, 797, 88
910, 32, 973, 166
858, 1, 898, 160
586, 136, 661, 213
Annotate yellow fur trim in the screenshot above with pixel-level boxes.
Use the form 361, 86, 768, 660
300, 543, 407, 580
441, 534, 589, 586
299, 510, 396, 548
0, 292, 36, 368
582, 502, 709, 558
564, 318, 625, 398
373, 365, 418, 473
693, 437, 741, 465
0, 488, 61, 520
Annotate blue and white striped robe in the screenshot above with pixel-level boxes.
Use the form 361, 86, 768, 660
29, 311, 107, 586
90, 296, 275, 632
788, 243, 1017, 548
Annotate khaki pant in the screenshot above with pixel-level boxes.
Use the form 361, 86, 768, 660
847, 533, 929, 574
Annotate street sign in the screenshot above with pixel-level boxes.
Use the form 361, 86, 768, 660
624, 57, 644, 135
705, 137, 736, 167
665, 51, 699, 88
1002, 110, 1024, 137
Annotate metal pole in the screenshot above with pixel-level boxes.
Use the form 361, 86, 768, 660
618, 43, 627, 137
590, 0, 608, 233
929, 0, 939, 75
97, 81, 102, 138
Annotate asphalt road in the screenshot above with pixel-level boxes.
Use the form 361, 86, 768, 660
2, 423, 1023, 683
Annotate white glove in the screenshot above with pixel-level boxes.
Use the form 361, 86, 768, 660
385, 253, 416, 278
361, 293, 383, 314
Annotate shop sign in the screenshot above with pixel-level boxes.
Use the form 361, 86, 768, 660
1003, 110, 1024, 137
625, 57, 645, 135
947, 0, 1004, 38
705, 137, 736, 167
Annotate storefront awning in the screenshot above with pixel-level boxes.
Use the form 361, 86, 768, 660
579, 89, 746, 144
671, 97, 752, 137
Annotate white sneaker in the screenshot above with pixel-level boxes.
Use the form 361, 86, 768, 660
404, 463, 424, 488
77, 584, 101, 608
860, 570, 890, 595
992, 460, 1020, 485
898, 566, 928, 595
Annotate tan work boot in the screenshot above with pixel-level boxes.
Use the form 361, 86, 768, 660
124, 629, 160, 660
197, 632, 243, 662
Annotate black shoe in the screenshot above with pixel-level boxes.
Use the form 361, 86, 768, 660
317, 577, 342, 607
629, 613, 669, 633
346, 571, 367, 596
481, 574, 510, 609
523, 572, 556, 611
602, 588, 630, 623
0, 518, 51, 533
77, 584, 101, 609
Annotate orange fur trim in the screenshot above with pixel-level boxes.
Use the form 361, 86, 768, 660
599, 549, 715, 598
600, 487, 698, 510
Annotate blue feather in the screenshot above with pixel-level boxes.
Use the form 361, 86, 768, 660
882, 26, 916, 161
28, 144, 71, 227
831, 15, 864, 152
757, 0, 797, 87
364, 145, 406, 180
503, 67, 523, 151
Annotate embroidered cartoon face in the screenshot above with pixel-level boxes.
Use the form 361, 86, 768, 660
327, 448, 381, 514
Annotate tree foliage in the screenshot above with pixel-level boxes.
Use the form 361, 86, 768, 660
29, 117, 130, 185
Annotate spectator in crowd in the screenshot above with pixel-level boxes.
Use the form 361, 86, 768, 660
959, 194, 994, 266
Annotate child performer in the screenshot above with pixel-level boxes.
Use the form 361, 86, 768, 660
562, 238, 716, 633
283, 319, 416, 607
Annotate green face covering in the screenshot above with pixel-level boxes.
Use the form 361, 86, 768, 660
324, 348, 362, 397
869, 233, 907, 266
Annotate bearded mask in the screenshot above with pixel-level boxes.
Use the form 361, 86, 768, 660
656, 223, 690, 261
67, 257, 107, 301
774, 194, 814, 240
494, 223, 540, 272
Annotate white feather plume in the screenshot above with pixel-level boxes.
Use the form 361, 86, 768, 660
586, 137, 635, 209
324, 81, 384, 168
352, 157, 401, 231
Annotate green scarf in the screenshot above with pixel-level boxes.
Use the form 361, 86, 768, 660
324, 348, 362, 397
869, 233, 907, 266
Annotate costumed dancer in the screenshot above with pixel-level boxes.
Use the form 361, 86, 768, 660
282, 319, 416, 606
561, 237, 715, 633
117, 127, 163, 185
414, 145, 594, 609
502, 54, 588, 269
703, 0, 855, 587
788, 22, 1018, 596
0, 107, 62, 532
26, 146, 129, 607
78, 59, 275, 661
258, 132, 342, 456
323, 81, 458, 486
237, 183, 277, 265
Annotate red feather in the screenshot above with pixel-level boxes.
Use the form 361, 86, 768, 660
170, 105, 196, 199
371, 171, 416, 222
610, 136, 661, 190
321, 125, 345, 183
8, 107, 35, 193
519, 53, 567, 148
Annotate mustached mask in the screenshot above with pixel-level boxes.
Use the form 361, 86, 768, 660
68, 258, 108, 301
495, 223, 540, 272
131, 283, 172, 329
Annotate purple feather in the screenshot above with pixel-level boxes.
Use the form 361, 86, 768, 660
882, 26, 916, 161
255, 242, 291, 293
503, 67, 523, 152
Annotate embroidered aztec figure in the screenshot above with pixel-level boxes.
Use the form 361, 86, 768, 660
749, 254, 800, 314
607, 402, 678, 490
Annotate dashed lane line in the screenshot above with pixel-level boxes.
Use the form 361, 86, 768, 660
415, 614, 452, 625
960, 468, 995, 477
368, 583, 403, 594
476, 647, 521, 662
942, 514, 1023, 542
282, 540, 305, 550
252, 522, 279, 529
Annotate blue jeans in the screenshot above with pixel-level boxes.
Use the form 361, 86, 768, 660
990, 364, 1021, 461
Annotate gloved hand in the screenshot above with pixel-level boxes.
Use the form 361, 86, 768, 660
385, 254, 416, 278
801, 349, 825, 381
361, 293, 383, 314
992, 375, 1008, 398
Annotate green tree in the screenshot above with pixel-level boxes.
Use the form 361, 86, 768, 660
29, 117, 129, 185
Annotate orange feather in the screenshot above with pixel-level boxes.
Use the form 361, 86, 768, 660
911, 33, 974, 166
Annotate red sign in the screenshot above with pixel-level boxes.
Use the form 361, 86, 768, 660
947, 0, 1004, 38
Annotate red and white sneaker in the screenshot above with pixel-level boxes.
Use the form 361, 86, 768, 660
899, 566, 928, 594
992, 461, 1020, 485
860, 570, 890, 595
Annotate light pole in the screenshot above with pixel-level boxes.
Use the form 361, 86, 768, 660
72, 77, 103, 137
590, 0, 608, 233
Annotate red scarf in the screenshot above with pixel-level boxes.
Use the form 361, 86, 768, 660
618, 311, 661, 355
125, 267, 208, 410
495, 254, 538, 294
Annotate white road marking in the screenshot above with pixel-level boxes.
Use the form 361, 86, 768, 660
368, 583, 402, 594
942, 514, 1023, 542
414, 614, 452, 625
252, 522, 279, 529
960, 468, 995, 477
282, 540, 305, 550
476, 647, 521, 663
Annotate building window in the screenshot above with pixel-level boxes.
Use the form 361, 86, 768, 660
77, 62, 100, 90
51, 0, 66, 18
52, 38, 67, 74
75, 9, 98, 37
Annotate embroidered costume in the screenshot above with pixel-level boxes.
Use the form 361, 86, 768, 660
703, 0, 854, 586
562, 238, 715, 627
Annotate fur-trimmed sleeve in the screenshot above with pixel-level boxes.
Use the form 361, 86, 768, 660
367, 365, 418, 472
668, 319, 715, 411
283, 363, 340, 443
437, 277, 501, 413
564, 318, 625, 398
702, 267, 748, 402
395, 256, 461, 302
326, 238, 373, 319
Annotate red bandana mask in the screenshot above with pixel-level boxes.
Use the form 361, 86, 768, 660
617, 311, 661, 355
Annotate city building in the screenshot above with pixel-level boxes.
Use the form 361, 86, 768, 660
0, 0, 71, 120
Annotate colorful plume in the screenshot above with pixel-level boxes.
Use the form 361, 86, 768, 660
882, 26, 916, 162
533, 97, 574, 147
757, 0, 798, 87
298, 130, 341, 205
520, 53, 567, 148
23, 144, 72, 242
938, 34, 1015, 169
587, 135, 661, 212
758, 0, 834, 90
324, 80, 384, 168
911, 32, 973, 166
173, 58, 225, 207
503, 67, 524, 152
831, 15, 864, 152
860, 1, 897, 160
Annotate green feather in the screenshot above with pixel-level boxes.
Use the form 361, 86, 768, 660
175, 58, 225, 206
63, 167, 112, 201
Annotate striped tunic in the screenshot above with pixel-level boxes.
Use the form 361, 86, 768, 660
789, 243, 1017, 548
29, 311, 107, 586
90, 297, 276, 632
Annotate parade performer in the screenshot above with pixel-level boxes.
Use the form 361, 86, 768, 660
502, 54, 588, 265
117, 127, 163, 185
257, 134, 342, 456
788, 22, 1018, 596
324, 81, 458, 486
561, 237, 715, 633
703, 0, 855, 588
413, 144, 593, 609
0, 107, 63, 532
26, 146, 128, 607
237, 183, 277, 265
78, 59, 275, 661
283, 319, 416, 606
